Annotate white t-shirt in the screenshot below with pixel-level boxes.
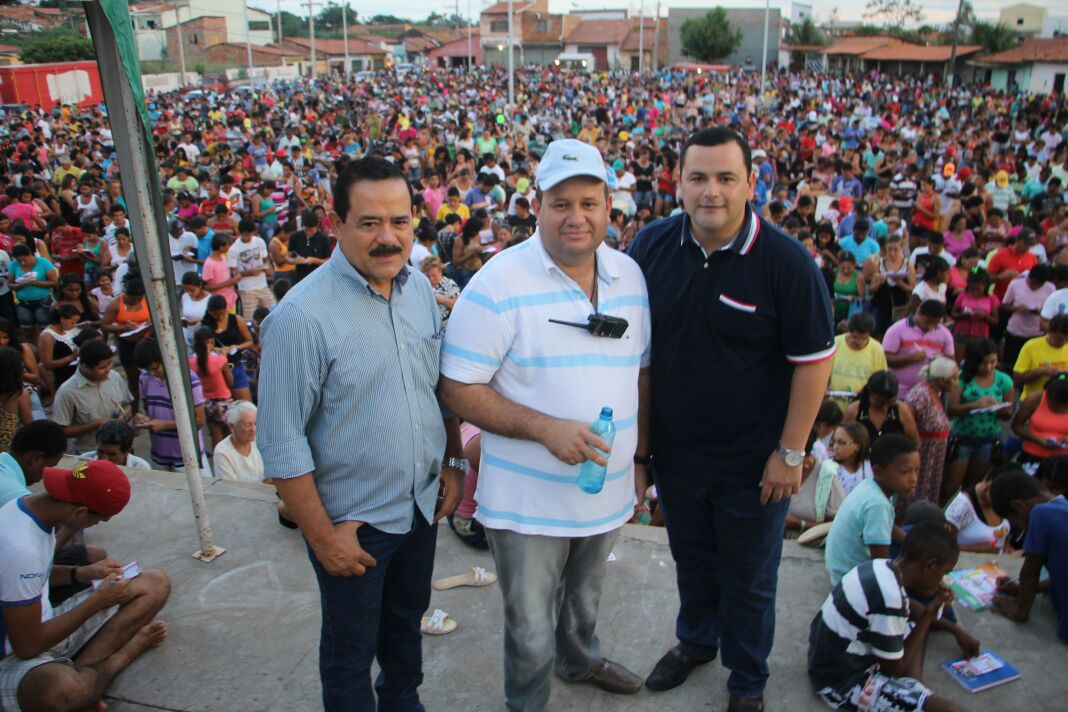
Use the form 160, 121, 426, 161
170, 231, 199, 281
227, 236, 269, 291
610, 172, 637, 214
213, 435, 264, 483
410, 241, 433, 269
0, 496, 55, 655
441, 232, 651, 537
908, 246, 956, 268
912, 280, 947, 304
945, 490, 1010, 550
1042, 288, 1068, 321
181, 292, 211, 344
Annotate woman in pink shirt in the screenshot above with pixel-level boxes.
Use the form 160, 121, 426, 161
1003, 263, 1055, 369
951, 270, 1000, 356
201, 233, 238, 312
190, 326, 233, 447
943, 213, 976, 259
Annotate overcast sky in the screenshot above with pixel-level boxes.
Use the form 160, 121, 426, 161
251, 0, 1059, 28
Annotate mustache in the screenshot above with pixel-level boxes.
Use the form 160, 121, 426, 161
369, 244, 403, 257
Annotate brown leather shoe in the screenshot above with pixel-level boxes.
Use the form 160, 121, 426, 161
580, 658, 643, 694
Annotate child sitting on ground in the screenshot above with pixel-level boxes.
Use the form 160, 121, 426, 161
990, 471, 1068, 641
825, 434, 918, 586
812, 399, 845, 462
808, 522, 969, 712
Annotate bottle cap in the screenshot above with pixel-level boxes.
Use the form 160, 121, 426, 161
599, 407, 613, 419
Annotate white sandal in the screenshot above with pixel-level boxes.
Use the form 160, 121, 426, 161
420, 608, 458, 635
432, 566, 498, 591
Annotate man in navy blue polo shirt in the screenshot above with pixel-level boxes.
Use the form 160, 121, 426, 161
628, 127, 835, 711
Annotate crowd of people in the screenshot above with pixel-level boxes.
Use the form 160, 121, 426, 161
1, 61, 1067, 712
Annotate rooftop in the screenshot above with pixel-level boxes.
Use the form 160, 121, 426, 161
978, 37, 1068, 65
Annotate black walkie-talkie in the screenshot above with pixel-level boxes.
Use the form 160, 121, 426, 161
548, 314, 629, 338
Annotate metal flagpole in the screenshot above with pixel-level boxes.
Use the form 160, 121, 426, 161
81, 0, 224, 563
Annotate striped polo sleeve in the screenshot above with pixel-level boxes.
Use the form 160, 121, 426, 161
441, 272, 514, 385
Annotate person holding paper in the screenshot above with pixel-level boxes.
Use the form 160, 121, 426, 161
944, 339, 1015, 504
0, 459, 171, 712
52, 340, 132, 454
101, 275, 152, 417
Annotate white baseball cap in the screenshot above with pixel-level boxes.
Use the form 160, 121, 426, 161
752, 149, 767, 160
536, 139, 607, 192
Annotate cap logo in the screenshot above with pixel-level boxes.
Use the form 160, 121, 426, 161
72, 462, 88, 480
562, 154, 579, 161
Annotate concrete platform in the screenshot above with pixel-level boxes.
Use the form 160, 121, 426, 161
64, 468, 1066, 712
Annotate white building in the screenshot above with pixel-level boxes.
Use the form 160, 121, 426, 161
131, 1, 275, 63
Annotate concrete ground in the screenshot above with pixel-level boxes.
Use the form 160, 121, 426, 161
58, 467, 1066, 712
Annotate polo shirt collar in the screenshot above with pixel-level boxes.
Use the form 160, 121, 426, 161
532, 230, 621, 284
329, 245, 410, 297
680, 205, 760, 257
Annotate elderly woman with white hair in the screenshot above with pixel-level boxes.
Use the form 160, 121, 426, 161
898, 356, 958, 518
212, 401, 263, 483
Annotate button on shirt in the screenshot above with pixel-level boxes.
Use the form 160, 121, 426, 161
441, 232, 651, 537
627, 209, 835, 483
257, 248, 446, 534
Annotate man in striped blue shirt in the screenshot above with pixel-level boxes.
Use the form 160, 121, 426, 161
257, 158, 464, 712
441, 139, 651, 710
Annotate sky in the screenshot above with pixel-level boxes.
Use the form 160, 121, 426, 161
254, 0, 1060, 28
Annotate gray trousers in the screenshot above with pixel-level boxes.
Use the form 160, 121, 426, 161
485, 527, 619, 712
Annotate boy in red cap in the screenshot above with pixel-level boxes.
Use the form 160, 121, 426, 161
0, 460, 170, 712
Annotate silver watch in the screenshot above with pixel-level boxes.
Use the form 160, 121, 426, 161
776, 443, 805, 468
444, 457, 469, 471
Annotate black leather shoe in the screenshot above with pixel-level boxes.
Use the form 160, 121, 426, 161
727, 695, 764, 712
644, 646, 713, 692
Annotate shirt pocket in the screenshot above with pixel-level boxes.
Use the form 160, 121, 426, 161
411, 333, 443, 387
711, 292, 776, 346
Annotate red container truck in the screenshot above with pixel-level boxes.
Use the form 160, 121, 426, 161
0, 60, 104, 109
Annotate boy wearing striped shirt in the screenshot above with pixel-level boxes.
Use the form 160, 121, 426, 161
808, 522, 968, 712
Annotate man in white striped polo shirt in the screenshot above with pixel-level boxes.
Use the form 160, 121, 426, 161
440, 139, 652, 710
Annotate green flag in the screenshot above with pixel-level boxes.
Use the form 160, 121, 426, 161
98, 0, 151, 133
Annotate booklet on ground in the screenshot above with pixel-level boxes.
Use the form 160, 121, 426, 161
942, 650, 1020, 693
944, 561, 1009, 611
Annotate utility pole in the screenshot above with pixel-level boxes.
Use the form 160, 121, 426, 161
945, 0, 965, 86
277, 0, 283, 44
175, 4, 187, 87
759, 0, 770, 101
466, 0, 473, 70
305, 0, 321, 78
652, 0, 661, 73
342, 2, 351, 75
242, 1, 255, 78
638, 0, 645, 74
507, 0, 514, 106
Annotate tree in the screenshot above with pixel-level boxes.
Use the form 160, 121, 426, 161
276, 10, 306, 38
864, 0, 925, 28
317, 2, 358, 31
679, 8, 742, 63
367, 14, 407, 25
19, 30, 94, 63
970, 20, 1019, 53
785, 17, 827, 46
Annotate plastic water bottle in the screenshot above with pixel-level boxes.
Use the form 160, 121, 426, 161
577, 407, 615, 494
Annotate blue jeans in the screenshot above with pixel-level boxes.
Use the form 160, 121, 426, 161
308, 512, 437, 712
655, 472, 789, 699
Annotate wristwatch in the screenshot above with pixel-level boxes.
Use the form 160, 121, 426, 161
444, 457, 469, 471
776, 443, 805, 468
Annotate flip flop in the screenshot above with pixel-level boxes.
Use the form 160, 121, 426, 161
421, 608, 458, 635
797, 521, 834, 547
432, 566, 497, 591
